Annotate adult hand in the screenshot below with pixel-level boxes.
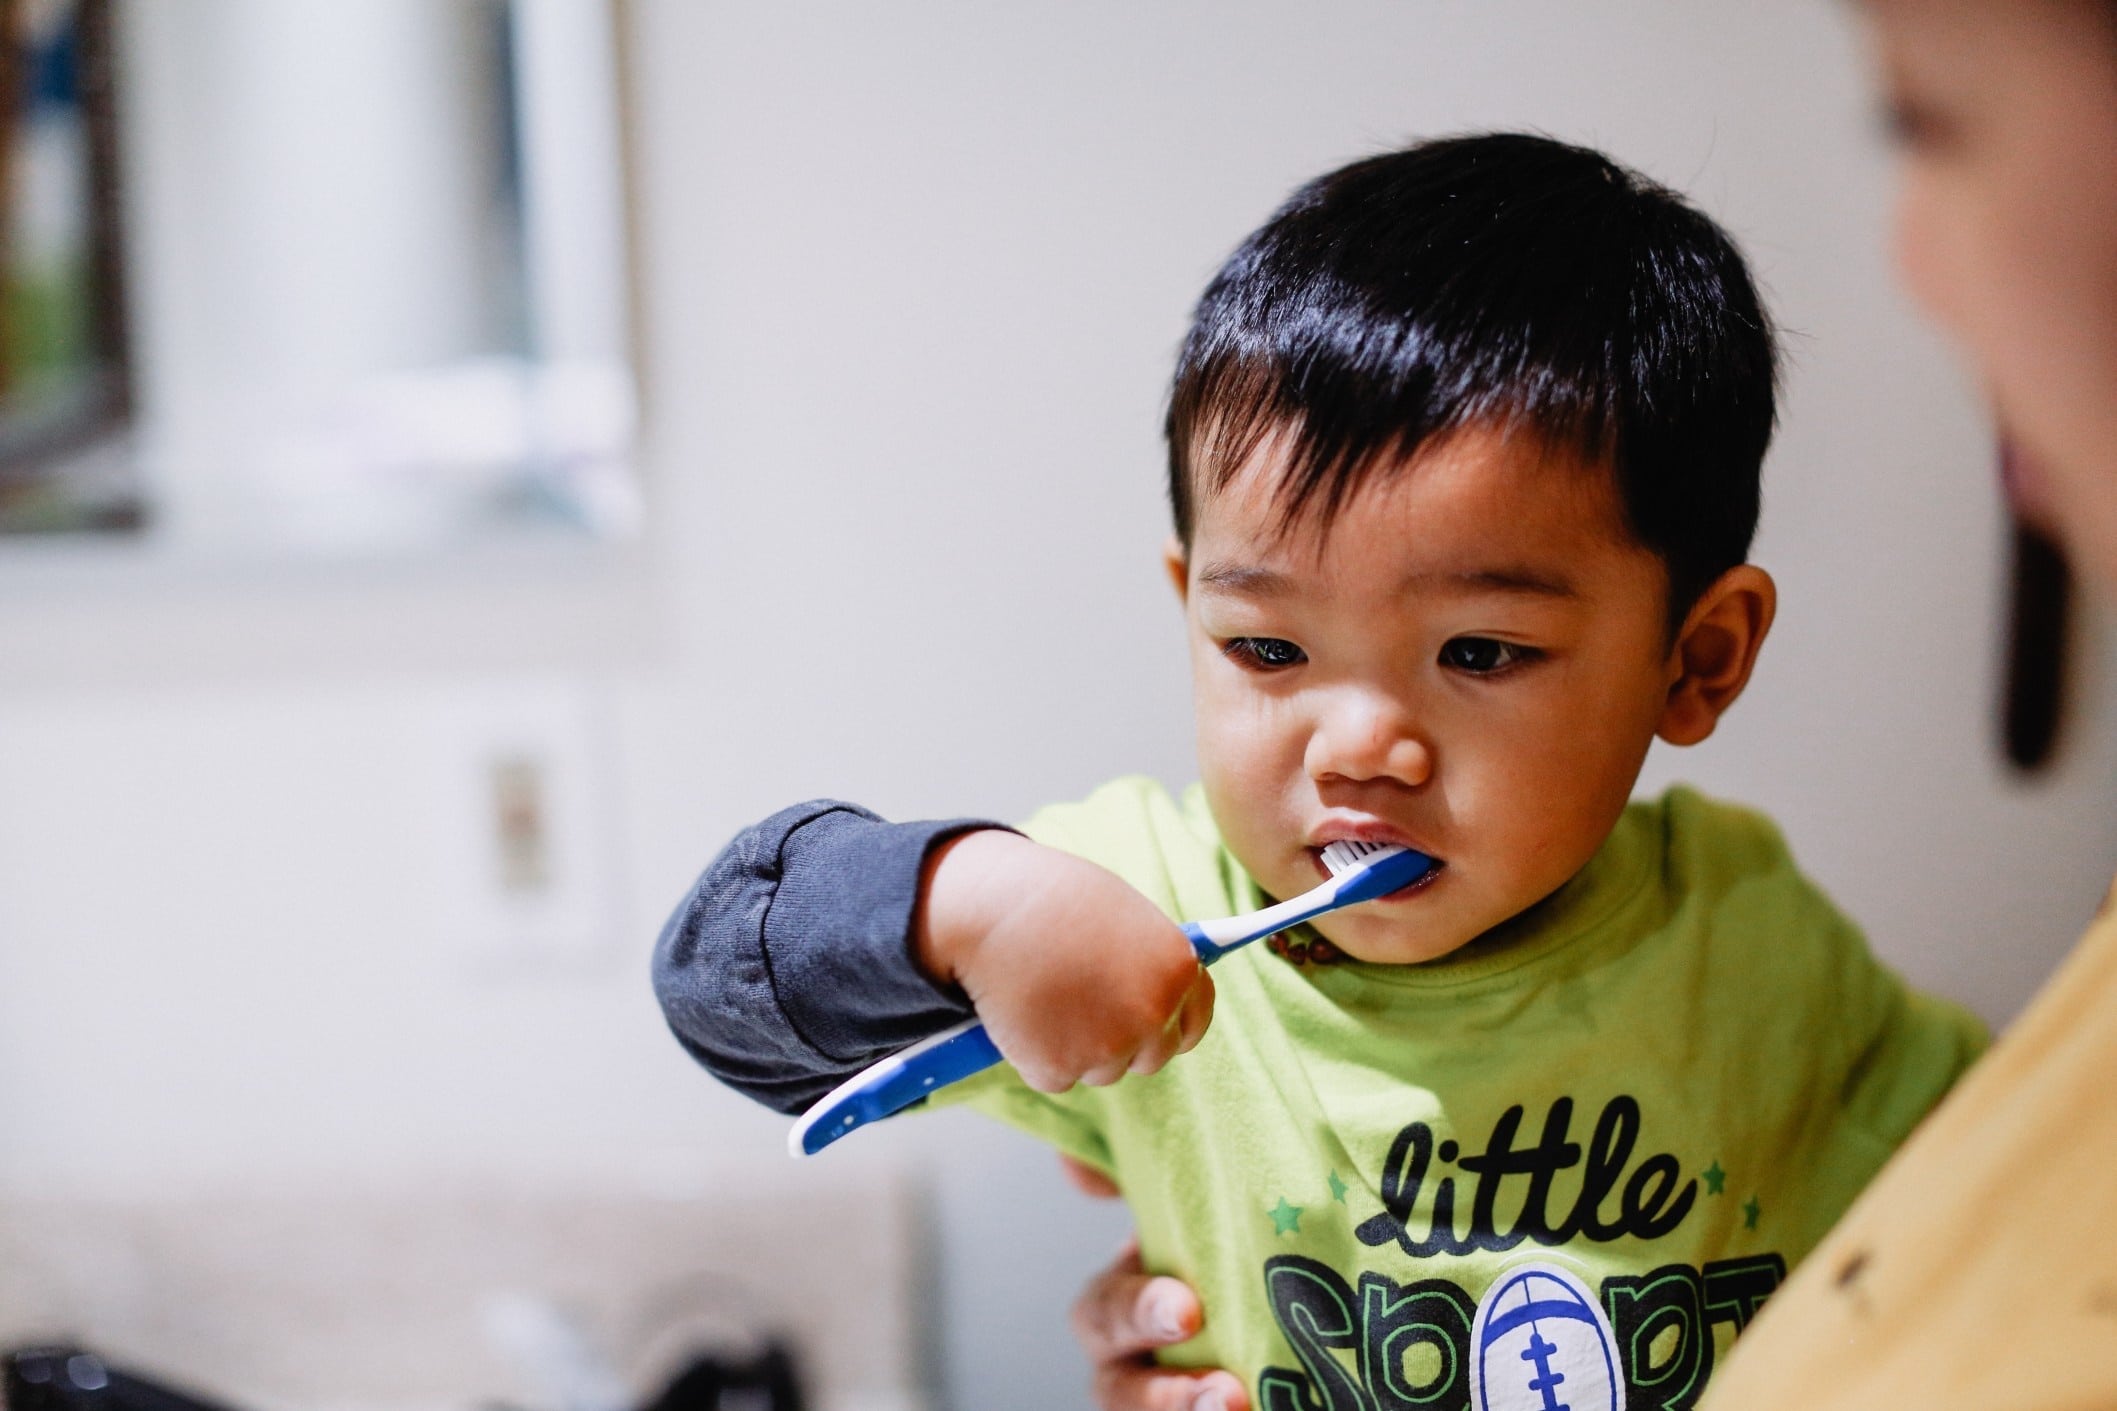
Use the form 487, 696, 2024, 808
1062, 1158, 1249, 1411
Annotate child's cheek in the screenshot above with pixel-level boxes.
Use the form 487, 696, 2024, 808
1194, 703, 1297, 875
1196, 707, 1275, 812
1477, 725, 1640, 897
1194, 659, 1286, 767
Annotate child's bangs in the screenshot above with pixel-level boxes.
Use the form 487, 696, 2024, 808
1172, 350, 1618, 549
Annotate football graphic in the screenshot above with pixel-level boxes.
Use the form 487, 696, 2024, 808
1469, 1263, 1625, 1411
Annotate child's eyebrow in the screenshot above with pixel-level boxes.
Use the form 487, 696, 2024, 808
1409, 567, 1581, 599
1194, 561, 1580, 600
1194, 562, 1291, 595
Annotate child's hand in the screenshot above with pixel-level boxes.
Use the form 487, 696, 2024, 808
915, 830, 1214, 1093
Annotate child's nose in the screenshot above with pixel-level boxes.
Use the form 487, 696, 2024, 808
1303, 689, 1433, 788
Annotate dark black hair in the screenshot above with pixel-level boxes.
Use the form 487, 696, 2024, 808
1166, 132, 1779, 621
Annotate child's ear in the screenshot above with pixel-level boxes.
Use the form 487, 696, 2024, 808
1658, 565, 1777, 747
1162, 535, 1190, 604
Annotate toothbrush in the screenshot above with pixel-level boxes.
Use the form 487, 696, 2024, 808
789, 838, 1433, 1157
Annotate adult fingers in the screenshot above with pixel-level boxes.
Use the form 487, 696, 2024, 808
1070, 1241, 1199, 1361
1092, 1363, 1251, 1411
1073, 1239, 1248, 1411
1059, 1154, 1124, 1199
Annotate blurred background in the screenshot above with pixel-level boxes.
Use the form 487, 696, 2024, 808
0, 3, 2112, 1411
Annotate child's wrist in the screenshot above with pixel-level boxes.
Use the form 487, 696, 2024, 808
913, 828, 1036, 988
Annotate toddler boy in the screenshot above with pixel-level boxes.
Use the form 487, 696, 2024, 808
654, 134, 1984, 1409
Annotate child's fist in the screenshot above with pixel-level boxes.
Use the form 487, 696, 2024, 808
915, 830, 1214, 1094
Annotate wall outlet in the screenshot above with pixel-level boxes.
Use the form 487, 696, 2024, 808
491, 753, 555, 896
428, 678, 622, 976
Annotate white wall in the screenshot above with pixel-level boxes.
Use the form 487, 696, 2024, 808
3, 5, 2114, 1411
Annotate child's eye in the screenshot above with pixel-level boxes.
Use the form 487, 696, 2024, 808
1222, 637, 1307, 671
1439, 637, 1536, 675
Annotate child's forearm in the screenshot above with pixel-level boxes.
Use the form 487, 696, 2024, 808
651, 798, 1010, 1114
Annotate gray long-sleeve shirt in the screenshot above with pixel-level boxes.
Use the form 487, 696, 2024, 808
651, 800, 1005, 1114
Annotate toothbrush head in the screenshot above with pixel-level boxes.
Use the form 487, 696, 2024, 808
1318, 839, 1436, 904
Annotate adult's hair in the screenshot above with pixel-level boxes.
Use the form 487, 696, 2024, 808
1166, 132, 1780, 620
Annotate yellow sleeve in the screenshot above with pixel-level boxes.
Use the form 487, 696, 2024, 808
1839, 977, 1988, 1151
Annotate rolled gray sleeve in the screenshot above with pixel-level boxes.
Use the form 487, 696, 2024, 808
651, 800, 1005, 1114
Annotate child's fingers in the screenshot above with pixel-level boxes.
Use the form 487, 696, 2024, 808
1007, 1033, 1091, 1092
1039, 1018, 1167, 1088
1172, 970, 1216, 1056
1118, 1033, 1175, 1081
1124, 969, 1213, 1078
1082, 952, 1208, 1085
1018, 1058, 1082, 1093
1082, 1054, 1136, 1087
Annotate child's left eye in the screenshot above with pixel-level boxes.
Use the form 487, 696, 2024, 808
1439, 637, 1536, 674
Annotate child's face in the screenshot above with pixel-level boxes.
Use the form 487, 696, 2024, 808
1172, 425, 1684, 965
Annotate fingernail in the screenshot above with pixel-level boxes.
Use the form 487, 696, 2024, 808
1192, 1392, 1227, 1411
1146, 1286, 1190, 1342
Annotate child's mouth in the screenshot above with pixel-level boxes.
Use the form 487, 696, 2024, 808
1310, 847, 1445, 900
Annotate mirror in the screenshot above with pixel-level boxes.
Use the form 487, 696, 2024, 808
0, 0, 639, 554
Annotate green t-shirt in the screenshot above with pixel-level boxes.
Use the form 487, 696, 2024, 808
951, 778, 1987, 1411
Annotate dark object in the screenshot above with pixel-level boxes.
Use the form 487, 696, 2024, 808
4, 1348, 240, 1411
638, 1344, 805, 1411
2002, 515, 2072, 771
8, 1344, 808, 1411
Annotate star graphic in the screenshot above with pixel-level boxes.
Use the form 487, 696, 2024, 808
1703, 1161, 1726, 1196
1327, 1171, 1349, 1204
1269, 1198, 1304, 1236
1742, 1195, 1762, 1231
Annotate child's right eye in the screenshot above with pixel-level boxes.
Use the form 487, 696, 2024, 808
1222, 637, 1307, 671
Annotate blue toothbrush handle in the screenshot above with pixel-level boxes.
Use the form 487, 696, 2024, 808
790, 920, 1220, 1156
789, 1018, 1004, 1156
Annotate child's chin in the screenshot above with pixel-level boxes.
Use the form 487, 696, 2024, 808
1315, 918, 1474, 967
1351, 939, 1475, 966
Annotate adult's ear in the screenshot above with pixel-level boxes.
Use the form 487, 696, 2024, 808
1657, 565, 1777, 747
1162, 534, 1190, 604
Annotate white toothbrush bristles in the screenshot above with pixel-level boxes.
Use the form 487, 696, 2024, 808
1319, 839, 1408, 875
